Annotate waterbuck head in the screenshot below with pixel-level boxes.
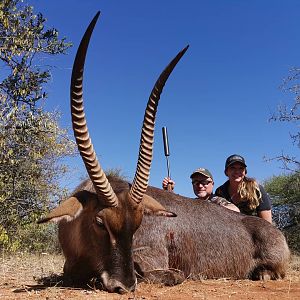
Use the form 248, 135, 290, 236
38, 11, 188, 293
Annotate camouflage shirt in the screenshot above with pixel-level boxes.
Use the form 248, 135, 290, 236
207, 194, 235, 207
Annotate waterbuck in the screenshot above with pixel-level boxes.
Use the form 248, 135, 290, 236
39, 12, 290, 294
38, 11, 187, 293
133, 185, 290, 283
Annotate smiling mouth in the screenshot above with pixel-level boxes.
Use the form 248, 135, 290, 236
232, 176, 242, 180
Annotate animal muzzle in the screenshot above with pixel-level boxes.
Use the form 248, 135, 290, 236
101, 271, 137, 294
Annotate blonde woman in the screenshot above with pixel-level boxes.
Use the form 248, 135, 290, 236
215, 154, 272, 223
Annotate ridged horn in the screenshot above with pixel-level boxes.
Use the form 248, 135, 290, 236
129, 45, 189, 204
70, 12, 118, 207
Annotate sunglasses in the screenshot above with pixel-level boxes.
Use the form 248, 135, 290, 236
192, 180, 213, 187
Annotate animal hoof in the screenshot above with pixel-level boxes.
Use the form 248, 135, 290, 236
252, 269, 277, 281
143, 269, 185, 286
162, 270, 185, 286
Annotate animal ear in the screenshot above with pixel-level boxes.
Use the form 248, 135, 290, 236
37, 197, 83, 224
142, 194, 177, 217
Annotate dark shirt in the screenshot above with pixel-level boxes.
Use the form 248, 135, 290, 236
215, 180, 272, 216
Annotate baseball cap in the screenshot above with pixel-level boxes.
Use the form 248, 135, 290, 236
190, 168, 213, 180
225, 154, 247, 170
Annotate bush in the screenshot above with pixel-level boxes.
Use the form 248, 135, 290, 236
264, 173, 300, 205
0, 222, 60, 253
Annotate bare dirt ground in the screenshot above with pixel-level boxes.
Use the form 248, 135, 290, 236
0, 252, 299, 300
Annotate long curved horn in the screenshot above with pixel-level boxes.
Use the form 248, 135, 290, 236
70, 12, 118, 207
129, 45, 189, 204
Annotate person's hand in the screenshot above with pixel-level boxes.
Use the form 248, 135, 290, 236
162, 177, 175, 191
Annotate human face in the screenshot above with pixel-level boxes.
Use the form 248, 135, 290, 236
226, 162, 246, 184
191, 174, 214, 200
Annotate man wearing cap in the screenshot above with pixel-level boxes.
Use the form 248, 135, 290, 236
162, 168, 240, 212
215, 154, 272, 223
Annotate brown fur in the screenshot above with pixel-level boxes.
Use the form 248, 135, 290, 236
41, 176, 290, 291
133, 184, 290, 283
57, 188, 143, 292
39, 176, 176, 293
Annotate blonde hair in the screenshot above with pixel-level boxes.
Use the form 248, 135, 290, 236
238, 177, 261, 210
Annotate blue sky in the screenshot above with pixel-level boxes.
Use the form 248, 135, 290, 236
28, 0, 299, 197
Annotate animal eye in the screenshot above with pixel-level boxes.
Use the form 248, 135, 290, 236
96, 216, 105, 227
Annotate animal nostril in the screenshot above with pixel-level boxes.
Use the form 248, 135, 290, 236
106, 279, 132, 294
114, 286, 127, 294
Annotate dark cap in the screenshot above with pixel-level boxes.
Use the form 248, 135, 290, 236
225, 154, 247, 170
190, 168, 213, 180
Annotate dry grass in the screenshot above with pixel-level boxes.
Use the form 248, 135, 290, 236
0, 252, 299, 299
0, 252, 64, 286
